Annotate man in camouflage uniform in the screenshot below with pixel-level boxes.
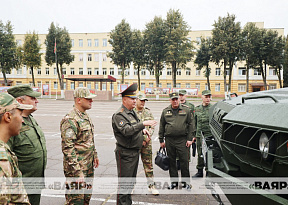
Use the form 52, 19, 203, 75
7, 85, 47, 205
112, 84, 157, 205
159, 92, 194, 190
133, 94, 159, 195
192, 90, 212, 178
0, 92, 33, 204
60, 87, 99, 205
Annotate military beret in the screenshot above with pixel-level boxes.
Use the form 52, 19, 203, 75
202, 90, 211, 96
120, 83, 137, 98
8, 85, 41, 98
0, 93, 33, 114
169, 92, 179, 99
179, 89, 187, 95
74, 87, 97, 99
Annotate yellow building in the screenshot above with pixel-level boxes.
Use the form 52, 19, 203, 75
3, 22, 284, 97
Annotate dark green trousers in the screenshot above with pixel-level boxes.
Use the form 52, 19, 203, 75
165, 137, 190, 183
115, 147, 140, 205
196, 136, 205, 170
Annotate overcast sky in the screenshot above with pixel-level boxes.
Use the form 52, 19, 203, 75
1, 0, 287, 35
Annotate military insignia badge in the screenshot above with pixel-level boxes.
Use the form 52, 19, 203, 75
119, 121, 124, 126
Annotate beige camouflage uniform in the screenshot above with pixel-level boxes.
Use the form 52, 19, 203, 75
60, 107, 97, 205
134, 107, 155, 185
0, 140, 30, 204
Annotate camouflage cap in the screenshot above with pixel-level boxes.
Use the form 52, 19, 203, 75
169, 92, 179, 99
0, 93, 33, 115
8, 85, 41, 98
179, 89, 187, 95
137, 93, 148, 101
120, 83, 137, 98
202, 90, 211, 96
74, 87, 97, 99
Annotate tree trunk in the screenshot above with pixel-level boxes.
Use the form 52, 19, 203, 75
262, 63, 267, 90
223, 60, 227, 92
155, 63, 160, 87
172, 61, 177, 88
276, 66, 282, 88
2, 70, 7, 86
56, 63, 63, 90
137, 66, 141, 91
228, 61, 233, 92
31, 66, 36, 87
246, 63, 250, 93
206, 65, 211, 90
121, 64, 124, 84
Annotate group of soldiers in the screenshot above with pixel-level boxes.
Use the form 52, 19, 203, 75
0, 83, 212, 205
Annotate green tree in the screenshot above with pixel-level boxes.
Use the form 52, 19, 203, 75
23, 31, 42, 87
241, 23, 259, 92
194, 37, 212, 90
284, 36, 288, 87
131, 29, 146, 91
164, 9, 194, 88
143, 16, 166, 87
211, 13, 242, 92
0, 20, 18, 85
108, 19, 133, 84
45, 22, 74, 96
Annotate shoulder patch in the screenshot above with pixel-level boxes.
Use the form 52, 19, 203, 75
0, 147, 8, 160
182, 104, 189, 108
120, 108, 124, 113
119, 120, 124, 126
144, 107, 150, 110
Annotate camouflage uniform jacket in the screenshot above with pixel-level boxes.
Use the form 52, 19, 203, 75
112, 105, 145, 150
159, 104, 195, 143
195, 104, 212, 138
60, 107, 97, 177
7, 115, 47, 178
133, 107, 154, 142
181, 100, 195, 116
0, 140, 30, 204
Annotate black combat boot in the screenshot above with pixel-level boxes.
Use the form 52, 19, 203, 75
192, 169, 203, 178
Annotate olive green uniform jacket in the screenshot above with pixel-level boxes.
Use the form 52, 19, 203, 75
181, 100, 195, 116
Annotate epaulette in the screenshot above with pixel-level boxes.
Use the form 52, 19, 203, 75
120, 108, 124, 112
182, 104, 189, 108
144, 107, 150, 110
0, 147, 8, 160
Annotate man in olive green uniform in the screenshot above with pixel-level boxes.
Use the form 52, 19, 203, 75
0, 92, 33, 204
112, 84, 157, 205
134, 94, 159, 196
179, 89, 194, 115
159, 92, 194, 190
7, 85, 47, 205
60, 87, 99, 205
192, 90, 212, 178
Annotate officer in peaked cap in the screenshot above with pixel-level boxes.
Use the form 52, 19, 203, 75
112, 83, 157, 204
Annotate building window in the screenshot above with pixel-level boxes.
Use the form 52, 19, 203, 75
87, 82, 91, 89
95, 68, 99, 75
37, 68, 41, 75
150, 70, 154, 75
88, 68, 92, 75
149, 83, 154, 87
176, 83, 181, 88
17, 68, 22, 75
167, 83, 172, 89
94, 53, 99, 61
88, 54, 92, 61
79, 39, 83, 47
238, 84, 246, 92
87, 39, 92, 47
103, 53, 107, 61
71, 39, 74, 47
269, 67, 276, 76
54, 82, 58, 89
29, 68, 32, 75
16, 40, 22, 46
205, 83, 209, 90
78, 82, 83, 87
118, 69, 122, 75
63, 68, 66, 75
70, 68, 75, 75
102, 84, 107, 91
225, 69, 230, 76
134, 69, 138, 75
158, 83, 162, 88
71, 82, 75, 90
238, 67, 246, 76
103, 68, 107, 75
254, 68, 261, 75
37, 81, 41, 88
215, 68, 220, 76
79, 54, 83, 61
196, 68, 201, 76
196, 37, 201, 45
103, 39, 107, 47
95, 83, 99, 90
195, 83, 200, 91
54, 67, 57, 75
110, 68, 114, 75
176, 69, 181, 75
215, 83, 220, 92
141, 83, 145, 91
38, 40, 41, 46
186, 68, 191, 76
269, 84, 276, 90
167, 68, 172, 75
45, 68, 49, 75
79, 68, 83, 75
63, 82, 66, 90
141, 69, 146, 75
16, 81, 22, 85
186, 83, 191, 88
94, 39, 99, 47
124, 69, 130, 76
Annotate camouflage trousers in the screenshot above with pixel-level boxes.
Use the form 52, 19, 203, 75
140, 139, 154, 185
65, 169, 94, 205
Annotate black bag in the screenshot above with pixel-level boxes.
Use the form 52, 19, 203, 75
155, 147, 170, 171
192, 141, 196, 157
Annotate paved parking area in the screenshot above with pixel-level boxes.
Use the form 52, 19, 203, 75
33, 98, 230, 205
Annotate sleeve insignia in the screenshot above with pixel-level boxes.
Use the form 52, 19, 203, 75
119, 121, 124, 126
